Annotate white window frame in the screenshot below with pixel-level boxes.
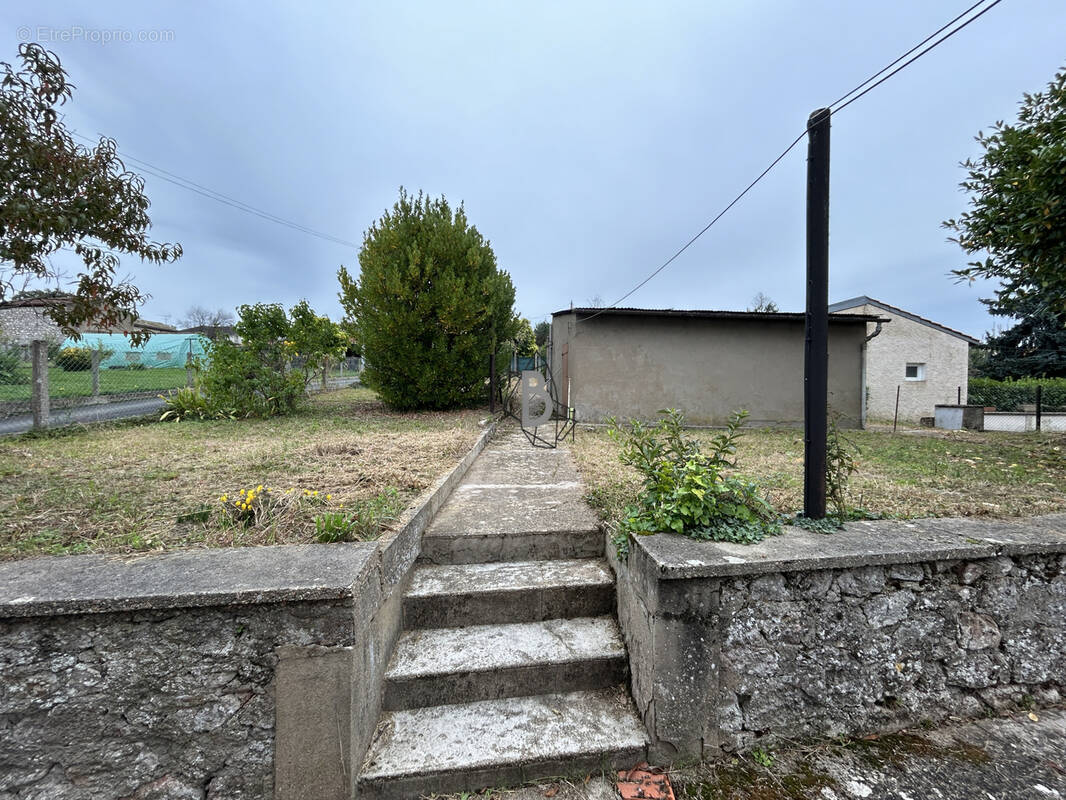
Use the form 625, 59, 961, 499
904, 362, 926, 382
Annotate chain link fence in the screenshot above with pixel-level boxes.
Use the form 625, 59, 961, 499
0, 341, 364, 434
967, 377, 1066, 433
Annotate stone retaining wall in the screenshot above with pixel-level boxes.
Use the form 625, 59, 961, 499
0, 421, 496, 800
1, 595, 356, 799
612, 515, 1066, 762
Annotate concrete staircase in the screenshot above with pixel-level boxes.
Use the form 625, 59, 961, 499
358, 430, 647, 799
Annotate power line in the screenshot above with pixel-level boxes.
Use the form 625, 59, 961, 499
579, 0, 1007, 324
71, 132, 361, 249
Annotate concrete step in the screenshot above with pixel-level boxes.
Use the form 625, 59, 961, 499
358, 686, 648, 800
403, 559, 615, 629
419, 525, 603, 565
383, 616, 626, 710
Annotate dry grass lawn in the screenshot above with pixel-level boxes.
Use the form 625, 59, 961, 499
0, 387, 485, 560
569, 424, 1066, 529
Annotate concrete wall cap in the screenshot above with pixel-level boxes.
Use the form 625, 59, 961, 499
0, 542, 378, 618
631, 514, 1066, 580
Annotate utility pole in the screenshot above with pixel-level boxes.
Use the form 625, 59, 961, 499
804, 108, 831, 519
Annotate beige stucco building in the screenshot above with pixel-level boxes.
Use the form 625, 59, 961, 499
548, 308, 878, 428
829, 296, 978, 423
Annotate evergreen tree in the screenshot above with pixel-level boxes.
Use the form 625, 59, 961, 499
979, 293, 1066, 379
338, 189, 518, 410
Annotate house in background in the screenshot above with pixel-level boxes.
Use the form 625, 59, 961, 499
0, 296, 175, 346
829, 296, 978, 423
0, 297, 67, 345
549, 307, 883, 428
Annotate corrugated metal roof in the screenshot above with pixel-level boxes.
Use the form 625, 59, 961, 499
552, 307, 887, 323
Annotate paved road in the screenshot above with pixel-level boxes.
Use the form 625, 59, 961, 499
0, 397, 165, 436
0, 376, 362, 436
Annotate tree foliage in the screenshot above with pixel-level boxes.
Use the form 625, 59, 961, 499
977, 292, 1066, 379
199, 301, 343, 417
338, 188, 518, 410
945, 65, 1066, 314
513, 317, 537, 356
534, 320, 550, 351
0, 44, 181, 345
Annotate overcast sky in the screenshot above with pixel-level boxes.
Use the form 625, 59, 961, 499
4, 1, 1065, 338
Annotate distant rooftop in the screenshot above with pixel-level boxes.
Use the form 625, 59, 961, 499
828, 296, 978, 344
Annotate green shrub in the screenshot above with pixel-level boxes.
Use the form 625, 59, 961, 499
969, 377, 1066, 411
338, 188, 519, 410
199, 302, 343, 418
57, 346, 93, 371
159, 387, 237, 422
607, 408, 781, 558
0, 347, 26, 384
201, 304, 304, 417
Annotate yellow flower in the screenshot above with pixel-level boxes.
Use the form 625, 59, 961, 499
257, 485, 263, 492
312, 491, 319, 497
326, 494, 332, 501
240, 489, 246, 495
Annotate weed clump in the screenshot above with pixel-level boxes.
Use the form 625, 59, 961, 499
607, 408, 781, 558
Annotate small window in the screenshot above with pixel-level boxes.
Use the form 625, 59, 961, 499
905, 363, 926, 381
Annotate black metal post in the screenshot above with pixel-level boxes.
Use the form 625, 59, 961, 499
893, 385, 901, 434
1036, 384, 1042, 432
957, 385, 962, 405
489, 353, 496, 413
804, 107, 831, 520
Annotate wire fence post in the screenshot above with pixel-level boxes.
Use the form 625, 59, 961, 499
803, 107, 831, 520
893, 384, 901, 434
186, 340, 195, 388
91, 349, 101, 399
1036, 384, 1042, 432
31, 340, 49, 430
957, 385, 961, 404
489, 353, 496, 414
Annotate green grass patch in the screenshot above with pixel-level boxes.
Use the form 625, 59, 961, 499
0, 387, 485, 560
0, 365, 189, 402
571, 425, 1066, 528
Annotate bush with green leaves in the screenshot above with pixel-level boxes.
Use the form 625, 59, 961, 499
0, 345, 25, 384
338, 188, 519, 410
159, 386, 237, 422
199, 301, 346, 418
607, 408, 780, 558
200, 303, 305, 417
969, 376, 1066, 411
57, 346, 93, 371
288, 300, 348, 387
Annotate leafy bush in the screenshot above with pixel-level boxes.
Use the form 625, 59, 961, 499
969, 377, 1066, 411
607, 408, 780, 558
338, 188, 519, 410
159, 387, 237, 422
57, 346, 93, 371
0, 346, 26, 384
200, 303, 305, 417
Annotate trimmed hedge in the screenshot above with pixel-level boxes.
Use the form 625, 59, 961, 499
969, 377, 1066, 412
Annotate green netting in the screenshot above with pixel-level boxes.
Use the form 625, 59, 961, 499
61, 333, 208, 369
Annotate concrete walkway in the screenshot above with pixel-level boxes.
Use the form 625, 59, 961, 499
358, 425, 647, 799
